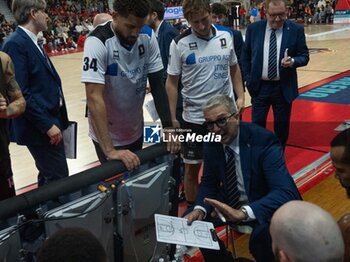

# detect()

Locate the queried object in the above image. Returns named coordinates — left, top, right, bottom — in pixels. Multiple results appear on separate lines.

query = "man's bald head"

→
left=93, top=13, right=112, bottom=28
left=270, top=201, right=344, bottom=262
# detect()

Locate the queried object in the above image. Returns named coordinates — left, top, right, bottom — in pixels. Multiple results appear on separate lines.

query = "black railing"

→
left=0, top=143, right=169, bottom=220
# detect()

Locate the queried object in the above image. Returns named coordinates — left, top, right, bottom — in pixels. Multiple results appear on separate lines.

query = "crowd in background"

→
left=2, top=0, right=109, bottom=51
left=0, top=0, right=339, bottom=50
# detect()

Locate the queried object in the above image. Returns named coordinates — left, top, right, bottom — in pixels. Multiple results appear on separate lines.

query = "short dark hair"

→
left=182, top=0, right=211, bottom=20
left=331, top=128, right=350, bottom=164
left=113, top=0, right=150, bottom=18
left=148, top=0, right=165, bottom=20
left=37, top=227, right=107, bottom=262
left=211, top=3, right=227, bottom=16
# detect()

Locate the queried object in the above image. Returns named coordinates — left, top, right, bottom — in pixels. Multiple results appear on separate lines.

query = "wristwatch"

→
left=240, top=207, right=249, bottom=221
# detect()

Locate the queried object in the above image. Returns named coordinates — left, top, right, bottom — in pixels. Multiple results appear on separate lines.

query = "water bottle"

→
left=174, top=245, right=185, bottom=262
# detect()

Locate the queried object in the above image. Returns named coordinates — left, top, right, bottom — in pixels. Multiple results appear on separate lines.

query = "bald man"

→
left=92, top=13, right=112, bottom=28
left=270, top=201, right=344, bottom=262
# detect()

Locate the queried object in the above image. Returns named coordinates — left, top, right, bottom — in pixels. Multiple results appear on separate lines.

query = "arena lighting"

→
left=0, top=143, right=169, bottom=221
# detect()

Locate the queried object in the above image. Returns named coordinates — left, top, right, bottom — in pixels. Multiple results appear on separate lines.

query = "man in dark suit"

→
left=146, top=0, right=183, bottom=122
left=185, top=94, right=301, bottom=262
left=242, top=0, right=309, bottom=148
left=147, top=0, right=179, bottom=82
left=3, top=0, right=69, bottom=186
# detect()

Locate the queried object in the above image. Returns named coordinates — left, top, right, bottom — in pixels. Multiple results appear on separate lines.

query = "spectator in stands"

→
left=313, top=7, right=321, bottom=23
left=239, top=5, right=246, bottom=27
left=66, top=36, right=77, bottom=49
left=270, top=200, right=344, bottom=262
left=0, top=52, right=26, bottom=201
left=77, top=30, right=86, bottom=48
left=304, top=4, right=313, bottom=24
left=331, top=128, right=350, bottom=262
left=36, top=227, right=107, bottom=262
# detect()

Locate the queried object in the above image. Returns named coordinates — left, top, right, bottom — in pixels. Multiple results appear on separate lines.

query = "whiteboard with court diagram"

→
left=154, top=214, right=220, bottom=250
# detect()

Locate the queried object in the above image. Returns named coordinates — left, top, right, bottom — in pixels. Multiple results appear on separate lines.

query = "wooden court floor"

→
left=8, top=24, right=350, bottom=246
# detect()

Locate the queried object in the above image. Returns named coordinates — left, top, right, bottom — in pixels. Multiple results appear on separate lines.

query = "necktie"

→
left=225, top=146, right=240, bottom=209
left=37, top=40, right=52, bottom=69
left=268, top=29, right=277, bottom=80
left=38, top=40, right=63, bottom=106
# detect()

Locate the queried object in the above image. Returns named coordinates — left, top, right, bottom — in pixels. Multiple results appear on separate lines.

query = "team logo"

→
left=113, top=50, right=119, bottom=60
left=189, top=42, right=198, bottom=50
left=139, top=44, right=145, bottom=57
left=144, top=124, right=161, bottom=143
left=220, top=38, right=227, bottom=48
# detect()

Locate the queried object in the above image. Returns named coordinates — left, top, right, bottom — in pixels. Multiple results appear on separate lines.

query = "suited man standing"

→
left=146, top=0, right=178, bottom=82
left=185, top=94, right=301, bottom=262
left=242, top=0, right=309, bottom=148
left=3, top=0, right=69, bottom=186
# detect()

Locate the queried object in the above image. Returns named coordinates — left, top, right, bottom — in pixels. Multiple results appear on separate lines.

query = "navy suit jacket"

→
left=242, top=20, right=309, bottom=103
left=231, top=29, right=244, bottom=76
left=196, top=122, right=301, bottom=224
left=157, top=21, right=178, bottom=73
left=2, top=27, right=68, bottom=145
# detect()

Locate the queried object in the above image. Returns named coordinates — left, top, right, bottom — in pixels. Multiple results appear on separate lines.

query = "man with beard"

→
left=331, top=128, right=350, bottom=262
left=270, top=201, right=344, bottom=262
left=81, top=0, right=177, bottom=170
left=331, top=128, right=350, bottom=197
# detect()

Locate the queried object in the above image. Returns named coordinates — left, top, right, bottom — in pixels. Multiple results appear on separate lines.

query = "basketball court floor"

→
left=5, top=23, right=350, bottom=260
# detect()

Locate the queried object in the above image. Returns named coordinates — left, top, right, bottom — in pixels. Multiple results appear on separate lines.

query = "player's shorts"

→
left=180, top=120, right=207, bottom=164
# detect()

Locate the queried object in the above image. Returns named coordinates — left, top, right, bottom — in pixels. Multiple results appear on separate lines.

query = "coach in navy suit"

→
left=3, top=0, right=69, bottom=186
left=242, top=0, right=309, bottom=148
left=185, top=95, right=301, bottom=262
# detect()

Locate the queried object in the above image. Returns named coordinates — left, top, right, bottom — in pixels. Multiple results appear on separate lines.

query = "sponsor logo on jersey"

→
left=139, top=44, right=145, bottom=57
left=220, top=38, right=227, bottom=48
left=189, top=42, right=198, bottom=50
left=113, top=50, right=119, bottom=60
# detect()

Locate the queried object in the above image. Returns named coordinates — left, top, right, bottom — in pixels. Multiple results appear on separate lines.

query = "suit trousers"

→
left=251, top=81, right=292, bottom=148
left=27, top=141, right=68, bottom=187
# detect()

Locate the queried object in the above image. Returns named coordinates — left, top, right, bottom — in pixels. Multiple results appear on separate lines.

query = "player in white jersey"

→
left=166, top=0, right=245, bottom=207
left=168, top=24, right=237, bottom=124
left=81, top=0, right=175, bottom=170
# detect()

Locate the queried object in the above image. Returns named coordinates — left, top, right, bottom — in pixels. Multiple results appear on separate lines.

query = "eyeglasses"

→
left=203, top=112, right=236, bottom=130
left=267, top=12, right=287, bottom=20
